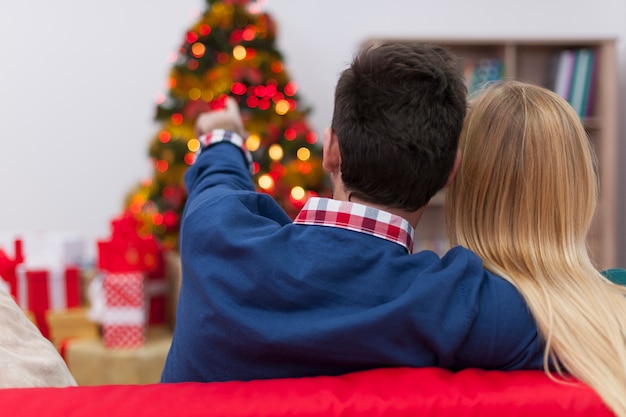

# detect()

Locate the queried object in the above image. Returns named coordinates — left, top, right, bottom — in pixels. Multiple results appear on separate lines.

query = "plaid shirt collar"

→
left=293, top=197, right=414, bottom=253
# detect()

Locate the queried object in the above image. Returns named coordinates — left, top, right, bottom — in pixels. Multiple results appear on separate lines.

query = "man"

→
left=161, top=42, right=544, bottom=383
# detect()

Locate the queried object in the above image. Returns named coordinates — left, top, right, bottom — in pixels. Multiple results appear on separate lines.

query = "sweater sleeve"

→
left=184, top=130, right=255, bottom=201
left=461, top=269, right=545, bottom=370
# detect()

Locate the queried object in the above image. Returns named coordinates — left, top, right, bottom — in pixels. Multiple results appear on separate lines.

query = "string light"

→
left=284, top=81, right=298, bottom=96
left=284, top=128, right=297, bottom=141
left=191, top=42, right=206, bottom=58
left=258, top=174, right=274, bottom=190
left=271, top=62, right=283, bottom=73
left=186, top=31, right=199, bottom=43
left=233, top=45, right=247, bottom=60
left=290, top=186, right=306, bottom=202
left=242, top=25, right=256, bottom=40
left=275, top=99, right=289, bottom=115
left=268, top=144, right=284, bottom=160
left=171, top=113, right=184, bottom=125
left=155, top=160, right=169, bottom=172
left=158, top=131, right=171, bottom=143
left=184, top=153, right=196, bottom=165
left=297, top=147, right=311, bottom=161
left=201, top=90, right=214, bottom=101
left=246, top=134, right=261, bottom=152
left=188, top=88, right=202, bottom=100
left=187, top=138, right=200, bottom=152
left=198, top=24, right=211, bottom=36
left=231, top=82, right=246, bottom=95
left=125, top=0, right=330, bottom=249
left=306, top=132, right=318, bottom=144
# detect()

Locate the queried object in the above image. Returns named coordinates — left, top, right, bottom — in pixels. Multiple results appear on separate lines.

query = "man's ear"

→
left=322, top=127, right=341, bottom=174
left=444, top=149, right=462, bottom=188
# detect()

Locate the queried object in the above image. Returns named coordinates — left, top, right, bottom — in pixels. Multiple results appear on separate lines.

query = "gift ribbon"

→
left=101, top=307, right=146, bottom=325
left=87, top=272, right=147, bottom=326
left=15, top=263, right=69, bottom=311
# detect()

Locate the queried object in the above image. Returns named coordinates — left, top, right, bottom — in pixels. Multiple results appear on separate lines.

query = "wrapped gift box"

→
left=101, top=272, right=146, bottom=349
left=0, top=238, right=23, bottom=299
left=98, top=211, right=167, bottom=325
left=46, top=307, right=100, bottom=350
left=21, top=231, right=87, bottom=267
left=65, top=326, right=172, bottom=385
left=15, top=264, right=81, bottom=338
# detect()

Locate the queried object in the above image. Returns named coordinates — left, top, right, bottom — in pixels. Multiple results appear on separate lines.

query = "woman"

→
left=445, top=80, right=626, bottom=416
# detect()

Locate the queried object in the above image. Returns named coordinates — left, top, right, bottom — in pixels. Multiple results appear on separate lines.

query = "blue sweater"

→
left=161, top=137, right=544, bottom=383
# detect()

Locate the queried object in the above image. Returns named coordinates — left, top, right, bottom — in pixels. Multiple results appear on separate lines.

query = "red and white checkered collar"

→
left=293, top=197, right=414, bottom=253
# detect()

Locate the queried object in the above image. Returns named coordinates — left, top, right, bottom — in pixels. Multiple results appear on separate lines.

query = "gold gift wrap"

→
left=64, top=326, right=172, bottom=385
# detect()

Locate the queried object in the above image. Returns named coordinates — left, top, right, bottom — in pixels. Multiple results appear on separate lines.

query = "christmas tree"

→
left=125, top=0, right=329, bottom=249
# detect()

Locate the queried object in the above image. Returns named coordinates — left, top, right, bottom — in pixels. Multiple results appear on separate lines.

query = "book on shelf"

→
left=463, top=58, right=503, bottom=95
left=553, top=49, right=577, bottom=101
left=551, top=48, right=597, bottom=118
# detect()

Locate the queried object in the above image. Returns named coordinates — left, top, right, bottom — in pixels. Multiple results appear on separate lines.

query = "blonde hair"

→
left=445, top=80, right=626, bottom=416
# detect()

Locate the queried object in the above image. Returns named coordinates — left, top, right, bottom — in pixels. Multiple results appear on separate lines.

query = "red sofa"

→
left=0, top=367, right=612, bottom=417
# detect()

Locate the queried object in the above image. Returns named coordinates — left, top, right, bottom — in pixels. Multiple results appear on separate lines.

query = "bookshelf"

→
left=366, top=38, right=618, bottom=268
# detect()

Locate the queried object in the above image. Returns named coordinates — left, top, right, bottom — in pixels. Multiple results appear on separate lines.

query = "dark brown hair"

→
left=332, top=42, right=467, bottom=210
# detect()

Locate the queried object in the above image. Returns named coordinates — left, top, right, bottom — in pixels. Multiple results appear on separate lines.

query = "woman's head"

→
left=446, top=80, right=598, bottom=273
left=446, top=79, right=626, bottom=417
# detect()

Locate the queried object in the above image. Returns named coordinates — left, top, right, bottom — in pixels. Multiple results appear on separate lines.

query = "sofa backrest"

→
left=0, top=367, right=612, bottom=417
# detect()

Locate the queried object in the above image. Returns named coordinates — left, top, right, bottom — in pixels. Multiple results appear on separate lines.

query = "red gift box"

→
left=0, top=239, right=24, bottom=299
left=98, top=211, right=167, bottom=325
left=15, top=264, right=81, bottom=338
left=102, top=272, right=146, bottom=349
left=97, top=211, right=162, bottom=273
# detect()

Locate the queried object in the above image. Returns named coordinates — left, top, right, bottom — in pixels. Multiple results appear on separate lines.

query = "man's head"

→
left=325, top=42, right=467, bottom=211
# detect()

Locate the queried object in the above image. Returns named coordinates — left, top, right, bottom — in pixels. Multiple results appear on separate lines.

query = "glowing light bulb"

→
left=284, top=81, right=298, bottom=96
left=187, top=138, right=200, bottom=152
left=231, top=82, right=246, bottom=95
left=191, top=42, right=206, bottom=58
left=156, top=160, right=169, bottom=172
left=199, top=24, right=211, bottom=36
left=233, top=45, right=247, bottom=60
left=188, top=88, right=202, bottom=100
left=242, top=25, right=256, bottom=41
left=171, top=113, right=183, bottom=125
left=297, top=147, right=311, bottom=161
left=284, top=128, right=297, bottom=141
left=306, top=132, right=318, bottom=144
left=290, top=186, right=306, bottom=201
left=275, top=99, right=290, bottom=115
left=258, top=174, right=274, bottom=190
left=271, top=62, right=283, bottom=73
left=184, top=153, right=196, bottom=165
left=158, top=131, right=171, bottom=143
left=268, top=144, right=284, bottom=161
left=186, top=31, right=198, bottom=44
left=246, top=134, right=261, bottom=152
left=201, top=90, right=215, bottom=101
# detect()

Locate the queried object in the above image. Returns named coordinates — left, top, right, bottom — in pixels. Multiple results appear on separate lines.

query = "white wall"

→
left=1, top=0, right=625, bottom=265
